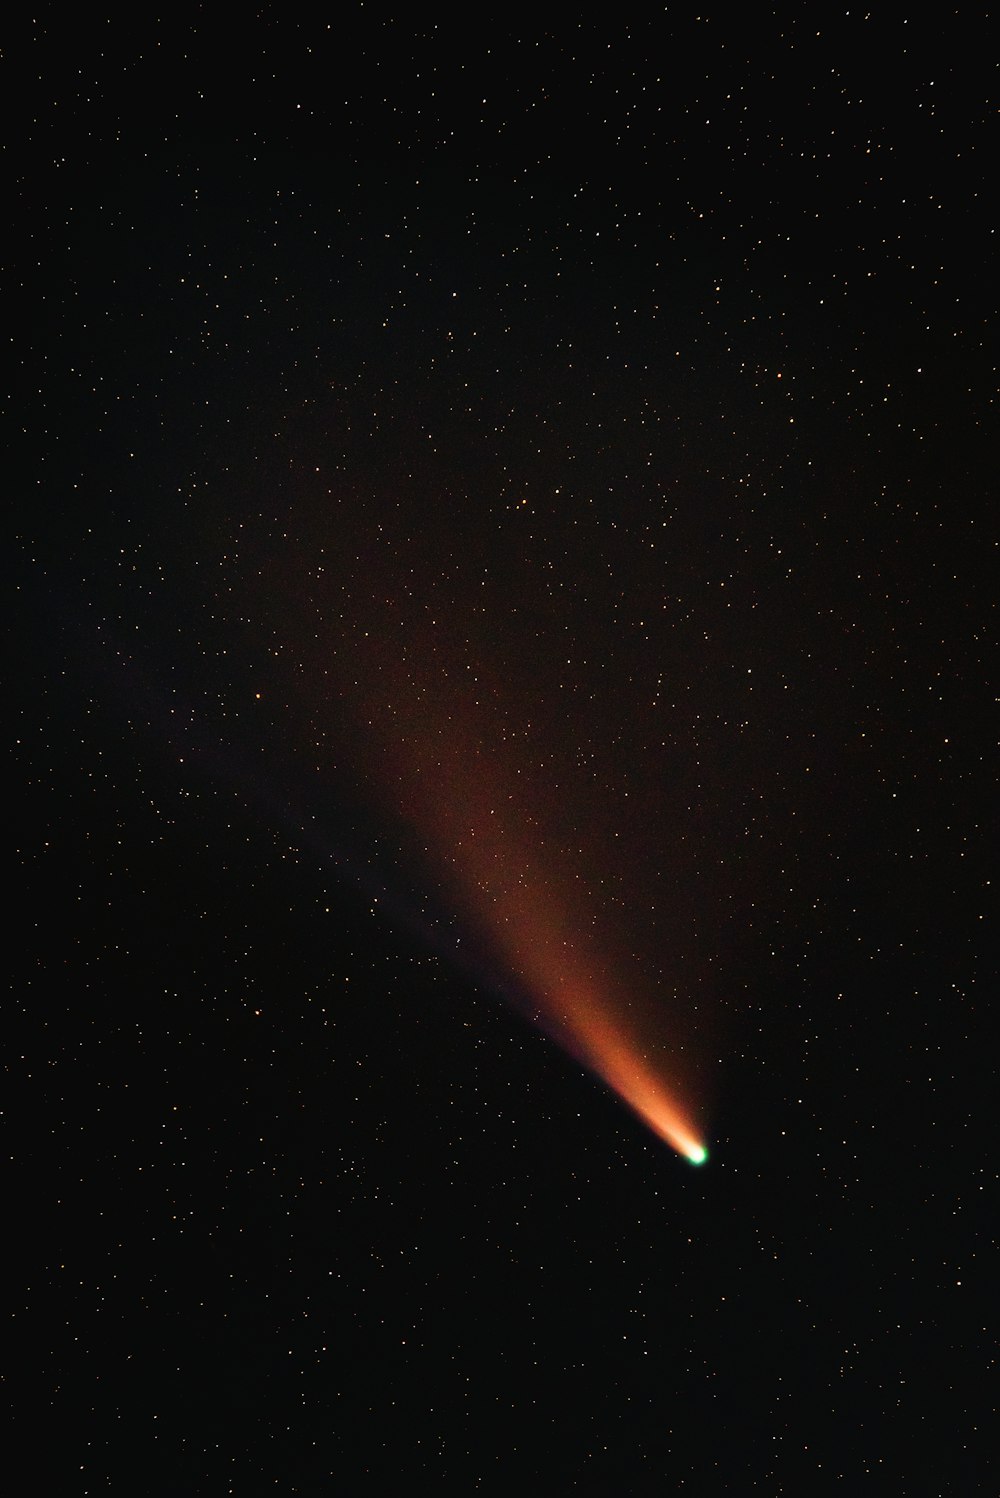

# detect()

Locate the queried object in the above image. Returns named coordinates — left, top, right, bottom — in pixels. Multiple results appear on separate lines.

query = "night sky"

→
left=11, top=11, right=996, bottom=1493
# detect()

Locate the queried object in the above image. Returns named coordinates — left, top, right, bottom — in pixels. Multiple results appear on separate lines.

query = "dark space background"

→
left=9, top=11, right=995, bottom=1493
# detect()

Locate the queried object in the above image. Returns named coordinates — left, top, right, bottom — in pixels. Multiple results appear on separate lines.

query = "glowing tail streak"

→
left=344, top=624, right=709, bottom=1164
left=397, top=757, right=708, bottom=1164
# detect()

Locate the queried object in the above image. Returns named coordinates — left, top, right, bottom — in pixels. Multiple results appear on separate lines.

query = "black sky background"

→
left=10, top=10, right=996, bottom=1493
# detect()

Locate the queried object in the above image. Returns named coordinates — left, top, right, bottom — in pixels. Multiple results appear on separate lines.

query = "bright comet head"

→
left=686, top=1144, right=708, bottom=1166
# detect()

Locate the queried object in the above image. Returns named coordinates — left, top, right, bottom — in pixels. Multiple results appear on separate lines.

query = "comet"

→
left=261, top=524, right=711, bottom=1163
left=337, top=628, right=711, bottom=1165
